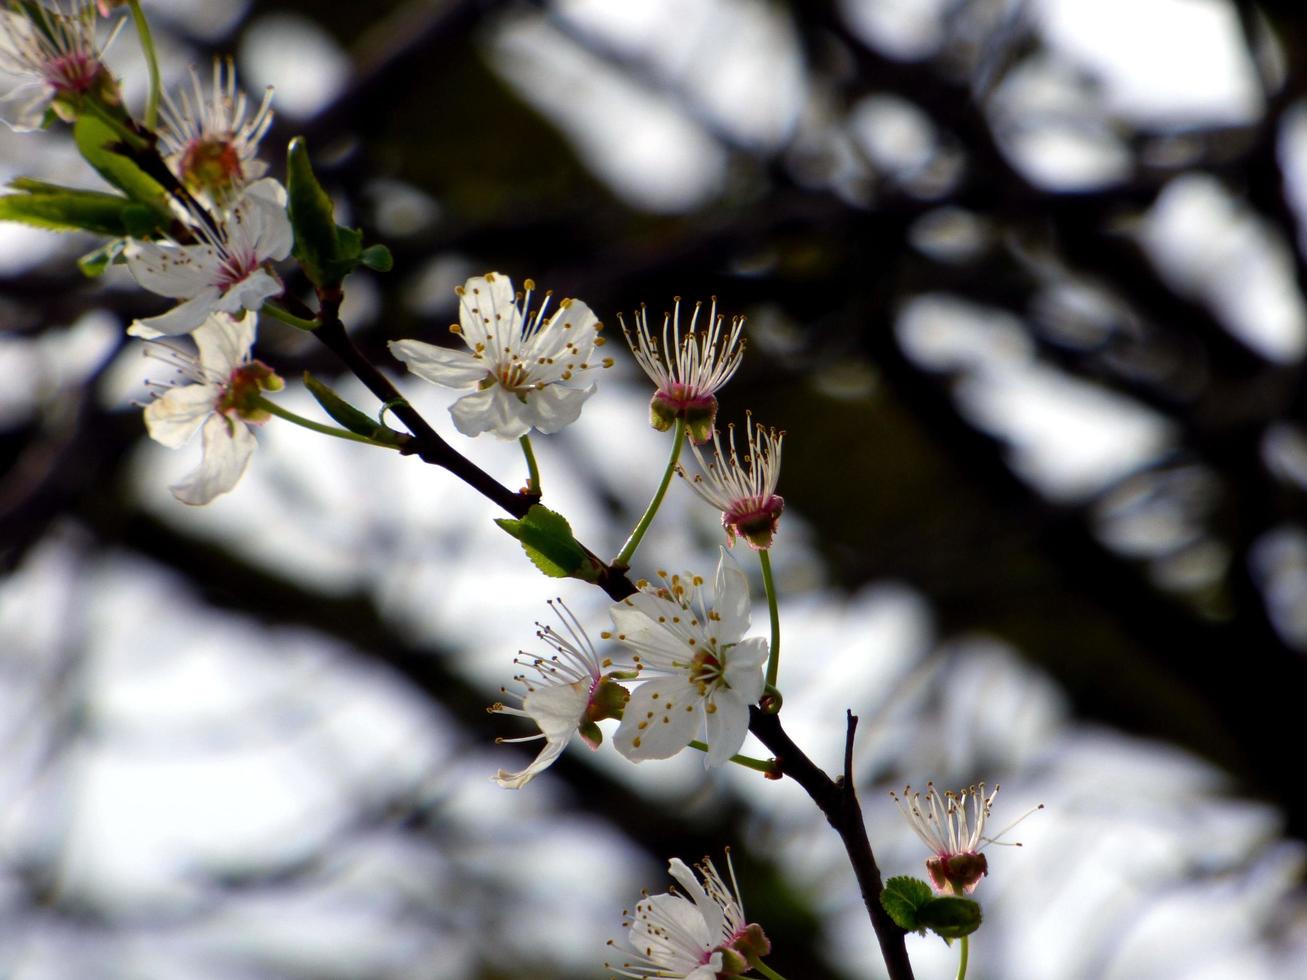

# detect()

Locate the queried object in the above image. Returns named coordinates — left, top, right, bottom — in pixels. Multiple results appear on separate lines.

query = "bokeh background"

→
left=2, top=0, right=1307, bottom=977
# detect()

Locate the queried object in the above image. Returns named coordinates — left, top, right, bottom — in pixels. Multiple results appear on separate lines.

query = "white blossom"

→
left=618, top=297, right=745, bottom=443
left=683, top=413, right=784, bottom=550
left=158, top=57, right=274, bottom=206
left=489, top=601, right=627, bottom=789
left=608, top=855, right=764, bottom=980
left=142, top=312, right=280, bottom=505
left=125, top=178, right=292, bottom=338
left=390, top=272, right=611, bottom=439
left=607, top=549, right=767, bottom=766
left=0, top=0, right=119, bottom=130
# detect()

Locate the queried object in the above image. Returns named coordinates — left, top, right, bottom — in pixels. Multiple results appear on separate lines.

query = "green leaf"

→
left=495, top=505, right=600, bottom=581
left=72, top=115, right=172, bottom=220
left=360, top=243, right=393, bottom=272
left=78, top=238, right=126, bottom=278
left=880, top=876, right=934, bottom=935
left=0, top=190, right=127, bottom=236
left=917, top=896, right=983, bottom=942
left=287, top=136, right=345, bottom=288
left=302, top=372, right=408, bottom=447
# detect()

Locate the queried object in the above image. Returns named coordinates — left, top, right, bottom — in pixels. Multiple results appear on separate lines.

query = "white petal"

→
left=520, top=383, right=595, bottom=434
left=525, top=298, right=599, bottom=363
left=722, top=637, right=768, bottom=703
left=143, top=383, right=216, bottom=448
left=194, top=313, right=254, bottom=376
left=457, top=272, right=520, bottom=353
left=129, top=290, right=222, bottom=338
left=521, top=681, right=589, bottom=741
left=492, top=736, right=568, bottom=789
left=124, top=241, right=220, bottom=299
left=610, top=597, right=690, bottom=663
left=449, top=385, right=531, bottom=440
left=702, top=685, right=753, bottom=767
left=238, top=182, right=293, bottom=261
left=614, top=676, right=700, bottom=761
left=169, top=413, right=255, bottom=505
left=712, top=547, right=751, bottom=643
left=629, top=893, right=713, bottom=971
left=389, top=339, right=487, bottom=388
left=216, top=268, right=282, bottom=317
left=667, top=858, right=723, bottom=941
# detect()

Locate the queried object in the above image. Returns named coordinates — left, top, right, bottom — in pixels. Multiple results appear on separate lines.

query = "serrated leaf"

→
left=917, top=896, right=982, bottom=941
left=0, top=186, right=164, bottom=238
left=880, top=876, right=934, bottom=934
left=72, top=116, right=172, bottom=219
left=495, top=505, right=592, bottom=579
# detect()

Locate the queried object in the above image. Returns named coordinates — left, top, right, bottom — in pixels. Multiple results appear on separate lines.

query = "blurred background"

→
left=2, top=0, right=1307, bottom=976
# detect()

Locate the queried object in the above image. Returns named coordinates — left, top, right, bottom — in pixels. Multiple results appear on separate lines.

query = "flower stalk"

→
left=759, top=548, right=781, bottom=691
left=126, top=0, right=159, bottom=128
left=613, top=417, right=685, bottom=568
left=252, top=395, right=403, bottom=448
left=519, top=434, right=541, bottom=496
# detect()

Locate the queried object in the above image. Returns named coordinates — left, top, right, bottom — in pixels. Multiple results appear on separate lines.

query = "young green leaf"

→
left=302, top=372, right=408, bottom=447
left=917, top=896, right=983, bottom=942
left=72, top=116, right=172, bottom=220
left=495, top=505, right=602, bottom=581
left=880, top=876, right=934, bottom=935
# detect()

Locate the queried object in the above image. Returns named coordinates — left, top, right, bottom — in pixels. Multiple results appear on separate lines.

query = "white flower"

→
left=0, top=0, right=119, bottom=130
left=891, top=782, right=1001, bottom=895
left=142, top=312, right=281, bottom=505
left=390, top=272, right=612, bottom=440
left=489, top=601, right=628, bottom=789
left=608, top=854, right=766, bottom=980
left=618, top=297, right=745, bottom=444
left=158, top=57, right=274, bottom=206
left=125, top=178, right=292, bottom=338
left=683, top=413, right=784, bottom=550
left=606, top=549, right=767, bottom=766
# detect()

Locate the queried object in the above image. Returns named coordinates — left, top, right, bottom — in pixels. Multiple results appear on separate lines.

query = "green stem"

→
left=262, top=303, right=320, bottom=332
left=613, top=418, right=685, bottom=567
left=750, top=955, right=790, bottom=980
left=127, top=0, right=161, bottom=129
left=254, top=395, right=399, bottom=447
left=519, top=434, right=541, bottom=495
left=686, top=739, right=776, bottom=775
left=956, top=935, right=969, bottom=980
left=759, top=549, right=781, bottom=690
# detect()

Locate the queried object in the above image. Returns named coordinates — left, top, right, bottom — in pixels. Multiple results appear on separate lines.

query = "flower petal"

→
left=449, top=384, right=531, bottom=440
left=668, top=858, right=723, bottom=941
left=389, top=339, right=487, bottom=388
left=124, top=240, right=220, bottom=299
left=614, top=675, right=700, bottom=761
left=193, top=312, right=254, bottom=376
left=702, top=685, right=753, bottom=767
left=712, top=547, right=751, bottom=643
left=457, top=272, right=521, bottom=354
left=520, top=382, right=595, bottom=434
left=129, top=289, right=223, bottom=338
left=143, top=382, right=217, bottom=448
left=521, top=681, right=589, bottom=742
left=217, top=268, right=282, bottom=317
left=722, top=637, right=768, bottom=703
left=169, top=413, right=255, bottom=505
left=492, top=736, right=568, bottom=789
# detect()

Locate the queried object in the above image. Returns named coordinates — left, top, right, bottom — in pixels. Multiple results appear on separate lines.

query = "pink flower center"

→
left=45, top=52, right=100, bottom=95
left=215, top=249, right=258, bottom=292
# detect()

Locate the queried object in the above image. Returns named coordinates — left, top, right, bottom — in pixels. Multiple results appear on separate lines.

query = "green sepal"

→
left=495, top=504, right=603, bottom=582
left=72, top=116, right=172, bottom=219
left=78, top=238, right=126, bottom=278
left=360, top=243, right=393, bottom=272
left=917, top=896, right=983, bottom=942
left=0, top=181, right=165, bottom=238
left=302, top=372, right=409, bottom=447
left=880, top=876, right=934, bottom=935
